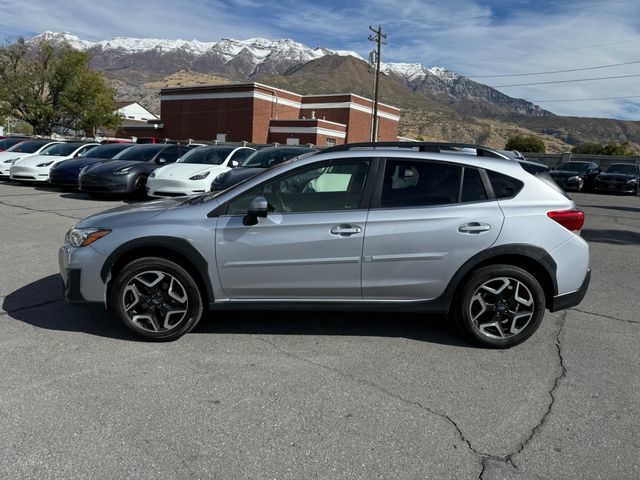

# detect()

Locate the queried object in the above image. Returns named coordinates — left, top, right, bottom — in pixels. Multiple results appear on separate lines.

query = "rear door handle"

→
left=330, top=224, right=362, bottom=236
left=458, top=222, right=491, bottom=234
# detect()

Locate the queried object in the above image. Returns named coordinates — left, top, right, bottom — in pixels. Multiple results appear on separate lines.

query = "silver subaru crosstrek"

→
left=59, top=142, right=590, bottom=348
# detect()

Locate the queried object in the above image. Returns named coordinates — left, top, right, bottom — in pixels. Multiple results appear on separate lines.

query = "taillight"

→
left=547, top=209, right=585, bottom=232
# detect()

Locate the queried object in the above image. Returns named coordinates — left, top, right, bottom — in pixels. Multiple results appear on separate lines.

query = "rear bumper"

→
left=549, top=268, right=590, bottom=312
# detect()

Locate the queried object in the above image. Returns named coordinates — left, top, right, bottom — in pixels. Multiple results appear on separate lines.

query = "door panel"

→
left=216, top=211, right=367, bottom=299
left=362, top=202, right=503, bottom=300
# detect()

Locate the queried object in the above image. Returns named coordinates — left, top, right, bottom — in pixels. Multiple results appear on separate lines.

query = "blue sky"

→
left=2, top=0, right=640, bottom=120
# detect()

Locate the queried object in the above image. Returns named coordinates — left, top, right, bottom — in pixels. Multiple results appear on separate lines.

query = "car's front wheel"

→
left=110, top=257, right=204, bottom=341
left=452, top=265, right=546, bottom=348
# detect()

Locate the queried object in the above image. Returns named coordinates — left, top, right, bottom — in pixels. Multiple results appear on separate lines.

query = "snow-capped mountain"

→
left=381, top=63, right=459, bottom=83
left=30, top=31, right=551, bottom=118
left=32, top=31, right=364, bottom=69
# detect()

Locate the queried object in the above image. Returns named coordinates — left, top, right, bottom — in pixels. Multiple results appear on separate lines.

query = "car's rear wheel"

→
left=452, top=265, right=545, bottom=348
left=110, top=257, right=204, bottom=341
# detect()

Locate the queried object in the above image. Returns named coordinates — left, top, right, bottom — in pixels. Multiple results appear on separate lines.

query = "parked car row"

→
left=550, top=161, right=639, bottom=195
left=1, top=138, right=318, bottom=199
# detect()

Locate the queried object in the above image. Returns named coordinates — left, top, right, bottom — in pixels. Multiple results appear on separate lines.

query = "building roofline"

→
left=160, top=82, right=400, bottom=111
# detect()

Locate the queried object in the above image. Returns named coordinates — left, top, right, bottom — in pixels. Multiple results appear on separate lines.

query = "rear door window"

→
left=380, top=159, right=462, bottom=208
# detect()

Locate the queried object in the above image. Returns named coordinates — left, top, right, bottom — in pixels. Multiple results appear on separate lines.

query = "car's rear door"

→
left=362, top=158, right=504, bottom=300
left=215, top=158, right=376, bottom=299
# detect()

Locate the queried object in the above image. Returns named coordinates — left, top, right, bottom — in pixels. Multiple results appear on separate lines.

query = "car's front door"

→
left=215, top=158, right=375, bottom=300
left=362, top=158, right=504, bottom=301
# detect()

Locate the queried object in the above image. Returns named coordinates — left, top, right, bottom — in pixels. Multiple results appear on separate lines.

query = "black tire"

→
left=132, top=175, right=148, bottom=199
left=451, top=264, right=546, bottom=348
left=110, top=257, right=204, bottom=341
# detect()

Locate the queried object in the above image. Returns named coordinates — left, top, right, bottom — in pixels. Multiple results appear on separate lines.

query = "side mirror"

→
left=156, top=157, right=167, bottom=164
left=243, top=196, right=269, bottom=226
left=230, top=160, right=240, bottom=168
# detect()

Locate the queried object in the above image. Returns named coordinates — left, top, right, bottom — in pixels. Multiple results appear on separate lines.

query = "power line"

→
left=455, top=37, right=640, bottom=65
left=492, top=72, right=640, bottom=87
left=532, top=95, right=640, bottom=103
left=465, top=60, right=640, bottom=78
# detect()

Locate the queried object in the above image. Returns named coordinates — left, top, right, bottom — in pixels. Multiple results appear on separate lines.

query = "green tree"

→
left=505, top=134, right=546, bottom=153
left=0, top=37, right=121, bottom=135
left=572, top=141, right=634, bottom=156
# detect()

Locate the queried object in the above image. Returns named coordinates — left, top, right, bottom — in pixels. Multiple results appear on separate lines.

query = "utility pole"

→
left=368, top=25, right=386, bottom=142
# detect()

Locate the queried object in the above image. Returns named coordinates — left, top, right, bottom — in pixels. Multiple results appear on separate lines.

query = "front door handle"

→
left=458, top=222, right=491, bottom=234
left=330, top=224, right=362, bottom=236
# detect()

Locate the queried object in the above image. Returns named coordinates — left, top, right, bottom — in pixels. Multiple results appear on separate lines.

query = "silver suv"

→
left=59, top=142, right=590, bottom=348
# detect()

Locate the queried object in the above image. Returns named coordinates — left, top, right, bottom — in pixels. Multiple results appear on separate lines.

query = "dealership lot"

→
left=0, top=182, right=638, bottom=479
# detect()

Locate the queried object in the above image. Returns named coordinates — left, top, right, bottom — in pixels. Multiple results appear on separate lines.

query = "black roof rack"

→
left=322, top=142, right=509, bottom=159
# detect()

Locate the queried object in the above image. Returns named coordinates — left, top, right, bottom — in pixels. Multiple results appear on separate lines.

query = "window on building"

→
left=286, top=138, right=300, bottom=145
left=326, top=138, right=336, bottom=147
left=216, top=133, right=227, bottom=143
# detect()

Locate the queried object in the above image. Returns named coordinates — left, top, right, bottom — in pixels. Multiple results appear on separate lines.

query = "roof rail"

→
left=322, top=141, right=509, bottom=159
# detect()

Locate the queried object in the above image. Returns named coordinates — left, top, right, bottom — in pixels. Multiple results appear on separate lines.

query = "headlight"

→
left=212, top=171, right=228, bottom=187
left=36, top=161, right=54, bottom=167
left=4, top=157, right=19, bottom=163
left=149, top=170, right=156, bottom=178
left=627, top=179, right=638, bottom=185
left=65, top=228, right=111, bottom=247
left=189, top=171, right=210, bottom=181
left=112, top=168, right=131, bottom=176
left=567, top=176, right=580, bottom=182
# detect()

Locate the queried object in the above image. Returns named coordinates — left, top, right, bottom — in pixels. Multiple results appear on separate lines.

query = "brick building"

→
left=156, top=83, right=400, bottom=145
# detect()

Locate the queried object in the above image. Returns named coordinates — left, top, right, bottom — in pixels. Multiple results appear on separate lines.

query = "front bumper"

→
left=594, top=183, right=636, bottom=194
left=59, top=244, right=107, bottom=304
left=79, top=174, right=132, bottom=193
left=549, top=268, right=591, bottom=312
left=50, top=170, right=80, bottom=187
left=10, top=165, right=50, bottom=182
left=147, top=177, right=209, bottom=198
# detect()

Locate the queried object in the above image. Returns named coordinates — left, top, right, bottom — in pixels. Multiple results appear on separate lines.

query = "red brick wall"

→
left=161, top=97, right=255, bottom=142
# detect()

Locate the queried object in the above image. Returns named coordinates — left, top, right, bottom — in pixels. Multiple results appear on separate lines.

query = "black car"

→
left=79, top=144, right=191, bottom=197
left=593, top=163, right=640, bottom=195
left=549, top=161, right=600, bottom=192
left=49, top=143, right=135, bottom=188
left=210, top=146, right=317, bottom=192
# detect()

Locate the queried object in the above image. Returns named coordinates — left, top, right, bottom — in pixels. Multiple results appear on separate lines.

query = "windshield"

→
left=177, top=147, right=234, bottom=165
left=40, top=143, right=85, bottom=156
left=112, top=145, right=164, bottom=162
left=0, top=138, right=28, bottom=149
left=555, top=163, right=589, bottom=173
left=242, top=149, right=307, bottom=168
left=604, top=164, right=636, bottom=175
left=79, top=144, right=133, bottom=159
left=7, top=140, right=50, bottom=153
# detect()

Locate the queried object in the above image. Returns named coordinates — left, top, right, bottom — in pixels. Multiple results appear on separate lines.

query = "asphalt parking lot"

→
left=0, top=182, right=638, bottom=480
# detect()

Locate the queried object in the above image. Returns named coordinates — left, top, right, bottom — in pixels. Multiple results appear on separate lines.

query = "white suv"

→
left=59, top=142, right=590, bottom=347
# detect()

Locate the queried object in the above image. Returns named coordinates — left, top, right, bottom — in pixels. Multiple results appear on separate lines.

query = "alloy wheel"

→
left=468, top=277, right=535, bottom=339
left=122, top=270, right=189, bottom=333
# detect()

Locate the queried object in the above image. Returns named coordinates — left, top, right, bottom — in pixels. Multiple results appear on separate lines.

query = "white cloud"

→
left=1, top=0, right=639, bottom=119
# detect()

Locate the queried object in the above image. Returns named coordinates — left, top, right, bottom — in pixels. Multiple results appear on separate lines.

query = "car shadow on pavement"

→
left=4, top=274, right=472, bottom=347
left=581, top=228, right=640, bottom=246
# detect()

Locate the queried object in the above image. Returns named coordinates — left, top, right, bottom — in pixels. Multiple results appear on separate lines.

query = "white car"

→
left=0, top=140, right=62, bottom=177
left=10, top=142, right=99, bottom=183
left=146, top=146, right=255, bottom=198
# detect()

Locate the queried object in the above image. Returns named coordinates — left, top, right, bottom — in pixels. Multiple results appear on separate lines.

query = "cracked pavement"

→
left=0, top=182, right=638, bottom=479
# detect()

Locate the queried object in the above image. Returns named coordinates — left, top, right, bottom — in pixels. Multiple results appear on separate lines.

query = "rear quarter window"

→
left=487, top=171, right=524, bottom=198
